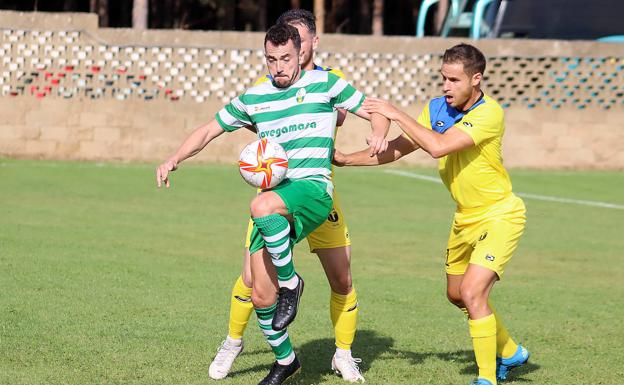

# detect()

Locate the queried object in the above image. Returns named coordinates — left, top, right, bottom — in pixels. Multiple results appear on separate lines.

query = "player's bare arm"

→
left=352, top=108, right=391, bottom=156
left=156, top=119, right=225, bottom=188
left=363, top=97, right=474, bottom=158
left=334, top=134, right=419, bottom=167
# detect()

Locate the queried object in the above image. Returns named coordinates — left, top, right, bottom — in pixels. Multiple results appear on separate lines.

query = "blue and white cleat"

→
left=497, top=344, right=530, bottom=381
left=470, top=378, right=494, bottom=385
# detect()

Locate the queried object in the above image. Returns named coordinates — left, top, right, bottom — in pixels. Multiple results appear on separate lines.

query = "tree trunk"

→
left=314, top=0, right=324, bottom=33
left=372, top=0, right=383, bottom=35
left=63, top=0, right=78, bottom=12
left=133, top=0, right=148, bottom=30
left=257, top=0, right=267, bottom=31
left=359, top=0, right=371, bottom=34
left=434, top=0, right=449, bottom=35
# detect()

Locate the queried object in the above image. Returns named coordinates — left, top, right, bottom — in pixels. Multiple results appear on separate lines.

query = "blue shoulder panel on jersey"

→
left=314, top=64, right=332, bottom=72
left=428, top=94, right=485, bottom=134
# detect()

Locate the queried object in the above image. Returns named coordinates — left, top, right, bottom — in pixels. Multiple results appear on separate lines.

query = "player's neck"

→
left=459, top=89, right=483, bottom=112
left=302, top=59, right=315, bottom=71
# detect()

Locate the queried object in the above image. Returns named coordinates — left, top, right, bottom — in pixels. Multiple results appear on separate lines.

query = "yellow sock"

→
left=489, top=301, right=518, bottom=359
left=469, top=314, right=497, bottom=384
left=330, top=289, right=359, bottom=350
left=227, top=276, right=253, bottom=340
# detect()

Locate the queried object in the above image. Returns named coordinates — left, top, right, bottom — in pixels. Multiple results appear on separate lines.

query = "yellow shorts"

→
left=445, top=195, right=526, bottom=278
left=244, top=189, right=350, bottom=253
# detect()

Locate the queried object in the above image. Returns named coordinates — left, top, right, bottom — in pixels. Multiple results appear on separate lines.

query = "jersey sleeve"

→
left=327, top=72, right=365, bottom=112
left=215, top=96, right=252, bottom=132
left=416, top=102, right=432, bottom=129
left=400, top=102, right=432, bottom=144
left=454, top=104, right=503, bottom=145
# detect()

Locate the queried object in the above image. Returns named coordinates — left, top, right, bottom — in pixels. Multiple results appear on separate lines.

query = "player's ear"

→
left=312, top=35, right=319, bottom=51
left=472, top=72, right=482, bottom=87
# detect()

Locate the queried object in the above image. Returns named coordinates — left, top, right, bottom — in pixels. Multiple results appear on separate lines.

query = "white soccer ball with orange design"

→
left=238, top=138, right=289, bottom=189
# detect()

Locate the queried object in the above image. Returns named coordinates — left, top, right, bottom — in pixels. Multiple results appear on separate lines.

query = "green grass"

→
left=1, top=159, right=623, bottom=385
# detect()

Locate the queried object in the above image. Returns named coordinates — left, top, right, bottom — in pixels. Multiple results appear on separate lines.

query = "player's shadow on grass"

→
left=389, top=347, right=539, bottom=382
left=228, top=329, right=393, bottom=384
left=293, top=329, right=394, bottom=384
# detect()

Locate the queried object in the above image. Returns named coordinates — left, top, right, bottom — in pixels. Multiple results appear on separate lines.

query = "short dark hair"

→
left=443, top=43, right=487, bottom=76
left=276, top=9, right=316, bottom=35
left=264, top=23, right=302, bottom=52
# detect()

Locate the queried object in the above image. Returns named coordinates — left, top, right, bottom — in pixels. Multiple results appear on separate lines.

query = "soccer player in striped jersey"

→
left=334, top=44, right=530, bottom=385
left=156, top=23, right=389, bottom=385
left=209, top=9, right=373, bottom=383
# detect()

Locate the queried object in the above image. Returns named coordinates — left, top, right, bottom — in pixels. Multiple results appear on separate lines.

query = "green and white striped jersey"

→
left=215, top=70, right=365, bottom=193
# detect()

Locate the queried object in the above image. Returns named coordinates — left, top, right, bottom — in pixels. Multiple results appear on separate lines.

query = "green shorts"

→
left=249, top=178, right=333, bottom=254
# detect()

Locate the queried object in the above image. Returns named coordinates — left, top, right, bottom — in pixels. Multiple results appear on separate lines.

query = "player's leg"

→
left=469, top=208, right=528, bottom=382
left=463, top=207, right=527, bottom=385
left=309, top=191, right=364, bottom=382
left=208, top=250, right=251, bottom=379
left=250, top=189, right=303, bottom=331
left=208, top=221, right=255, bottom=380
left=227, top=220, right=258, bottom=340
left=251, top=179, right=333, bottom=331
left=316, top=246, right=365, bottom=383
left=250, top=246, right=301, bottom=385
left=445, top=225, right=498, bottom=385
left=461, top=264, right=498, bottom=385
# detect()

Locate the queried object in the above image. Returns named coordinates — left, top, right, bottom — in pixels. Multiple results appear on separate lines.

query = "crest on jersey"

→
left=296, top=88, right=306, bottom=103
left=436, top=120, right=445, bottom=127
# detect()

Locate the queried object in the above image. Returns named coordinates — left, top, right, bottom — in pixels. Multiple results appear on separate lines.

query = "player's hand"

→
left=332, top=149, right=347, bottom=167
left=366, top=135, right=389, bottom=157
left=156, top=158, right=178, bottom=188
left=363, top=97, right=402, bottom=121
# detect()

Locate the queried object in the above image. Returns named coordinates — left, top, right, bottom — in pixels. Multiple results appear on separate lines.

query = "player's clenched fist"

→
left=156, top=158, right=178, bottom=188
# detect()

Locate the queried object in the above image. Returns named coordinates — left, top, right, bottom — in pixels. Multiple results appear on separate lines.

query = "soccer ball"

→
left=238, top=138, right=288, bottom=189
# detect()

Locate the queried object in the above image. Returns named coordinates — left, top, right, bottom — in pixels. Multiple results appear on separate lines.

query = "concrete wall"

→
left=1, top=11, right=623, bottom=169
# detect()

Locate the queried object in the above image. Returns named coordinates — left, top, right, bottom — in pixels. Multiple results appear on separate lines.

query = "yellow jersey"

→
left=416, top=93, right=514, bottom=216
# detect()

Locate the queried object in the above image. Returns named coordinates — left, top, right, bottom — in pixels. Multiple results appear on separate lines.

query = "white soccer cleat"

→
left=331, top=353, right=365, bottom=383
left=208, top=338, right=244, bottom=380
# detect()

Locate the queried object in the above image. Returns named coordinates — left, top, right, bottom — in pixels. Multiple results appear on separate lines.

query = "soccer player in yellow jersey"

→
left=208, top=9, right=386, bottom=383
left=334, top=43, right=530, bottom=385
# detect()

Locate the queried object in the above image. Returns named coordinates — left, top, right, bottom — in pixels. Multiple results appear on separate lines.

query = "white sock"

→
left=335, top=347, right=352, bottom=358
left=225, top=335, right=242, bottom=346
left=279, top=274, right=299, bottom=290
left=277, top=351, right=296, bottom=365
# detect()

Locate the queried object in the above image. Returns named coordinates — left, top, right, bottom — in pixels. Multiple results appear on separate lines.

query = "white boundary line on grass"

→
left=384, top=169, right=624, bottom=210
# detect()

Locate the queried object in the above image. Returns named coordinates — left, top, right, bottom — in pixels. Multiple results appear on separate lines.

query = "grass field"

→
left=1, top=158, right=623, bottom=385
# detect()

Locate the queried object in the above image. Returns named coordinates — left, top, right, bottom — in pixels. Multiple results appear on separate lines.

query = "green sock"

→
left=253, top=214, right=298, bottom=289
left=255, top=303, right=295, bottom=364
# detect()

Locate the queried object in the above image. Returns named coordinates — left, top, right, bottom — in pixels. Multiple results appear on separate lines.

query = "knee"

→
left=459, top=283, right=486, bottom=308
left=250, top=194, right=276, bottom=218
left=241, top=270, right=253, bottom=288
left=446, top=289, right=463, bottom=307
left=251, top=287, right=277, bottom=309
left=330, top=274, right=352, bottom=295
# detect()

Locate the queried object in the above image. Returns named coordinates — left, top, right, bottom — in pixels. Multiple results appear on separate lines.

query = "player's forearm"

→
left=170, top=120, right=223, bottom=164
left=394, top=112, right=445, bottom=158
left=341, top=147, right=403, bottom=166
left=370, top=112, right=391, bottom=138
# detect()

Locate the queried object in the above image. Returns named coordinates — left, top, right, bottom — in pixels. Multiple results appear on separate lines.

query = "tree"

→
left=90, top=0, right=109, bottom=27
left=133, top=0, right=148, bottom=29
left=314, top=0, right=324, bottom=33
left=372, top=0, right=383, bottom=35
